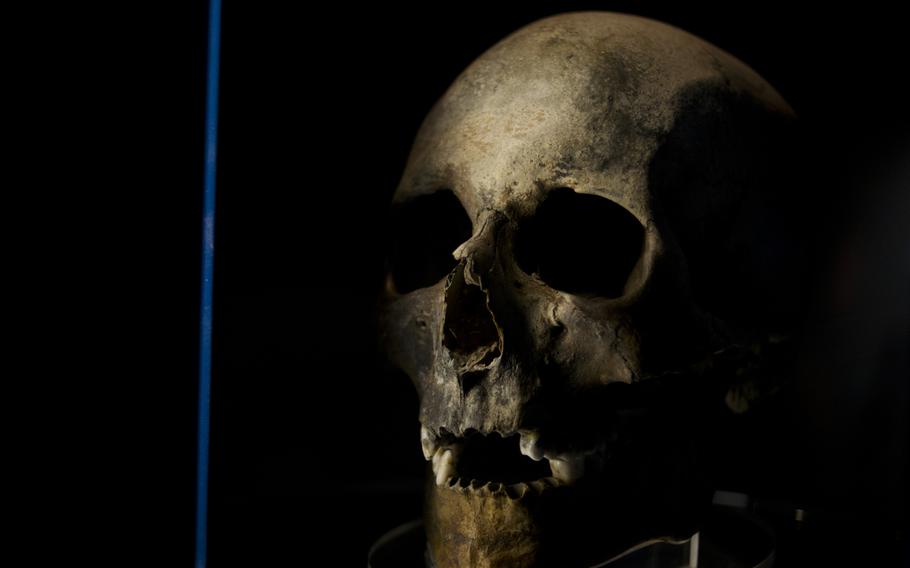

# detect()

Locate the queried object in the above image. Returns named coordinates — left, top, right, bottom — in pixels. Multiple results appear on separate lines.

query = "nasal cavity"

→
left=443, top=263, right=502, bottom=373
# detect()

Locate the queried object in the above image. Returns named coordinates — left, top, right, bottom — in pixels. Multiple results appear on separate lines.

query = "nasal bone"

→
left=452, top=212, right=504, bottom=286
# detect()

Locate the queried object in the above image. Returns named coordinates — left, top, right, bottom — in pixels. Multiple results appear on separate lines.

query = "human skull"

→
left=379, top=12, right=798, bottom=568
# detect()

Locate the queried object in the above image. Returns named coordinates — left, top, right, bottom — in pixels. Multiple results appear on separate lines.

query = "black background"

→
left=34, top=2, right=909, bottom=566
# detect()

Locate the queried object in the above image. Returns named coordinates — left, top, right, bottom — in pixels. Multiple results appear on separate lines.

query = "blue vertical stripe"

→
left=196, top=0, right=221, bottom=566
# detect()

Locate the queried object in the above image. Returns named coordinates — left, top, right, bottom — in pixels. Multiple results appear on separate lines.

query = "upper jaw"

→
left=421, top=424, right=605, bottom=496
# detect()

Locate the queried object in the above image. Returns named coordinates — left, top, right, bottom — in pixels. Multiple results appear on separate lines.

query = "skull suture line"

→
left=379, top=12, right=799, bottom=568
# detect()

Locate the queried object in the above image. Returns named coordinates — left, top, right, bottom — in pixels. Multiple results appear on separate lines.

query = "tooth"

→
left=435, top=449, right=456, bottom=486
left=431, top=447, right=444, bottom=475
left=505, top=482, right=529, bottom=499
left=519, top=431, right=544, bottom=461
left=549, top=455, right=585, bottom=484
left=420, top=425, right=437, bottom=461
left=542, top=476, right=561, bottom=488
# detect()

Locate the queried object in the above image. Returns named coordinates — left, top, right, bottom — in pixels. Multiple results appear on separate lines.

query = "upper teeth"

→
left=421, top=425, right=591, bottom=487
left=519, top=430, right=545, bottom=461
left=548, top=455, right=585, bottom=483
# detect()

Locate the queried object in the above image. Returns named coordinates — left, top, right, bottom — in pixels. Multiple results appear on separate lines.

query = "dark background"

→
left=42, top=2, right=908, bottom=566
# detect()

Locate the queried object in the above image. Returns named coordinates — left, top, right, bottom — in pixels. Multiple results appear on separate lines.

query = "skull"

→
left=379, top=12, right=798, bottom=568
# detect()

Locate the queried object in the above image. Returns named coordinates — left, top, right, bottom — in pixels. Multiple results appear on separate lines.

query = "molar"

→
left=548, top=454, right=585, bottom=484
left=518, top=430, right=544, bottom=461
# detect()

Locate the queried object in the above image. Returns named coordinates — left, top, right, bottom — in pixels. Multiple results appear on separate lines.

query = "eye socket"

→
left=514, top=188, right=644, bottom=298
left=387, top=190, right=472, bottom=293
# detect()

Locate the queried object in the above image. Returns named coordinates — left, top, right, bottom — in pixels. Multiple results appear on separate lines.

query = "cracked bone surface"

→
left=379, top=11, right=799, bottom=568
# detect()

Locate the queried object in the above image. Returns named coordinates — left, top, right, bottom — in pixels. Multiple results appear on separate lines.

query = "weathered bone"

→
left=380, top=11, right=798, bottom=567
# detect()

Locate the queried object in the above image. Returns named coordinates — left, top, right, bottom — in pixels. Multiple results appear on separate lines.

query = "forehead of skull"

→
left=396, top=12, right=787, bottom=221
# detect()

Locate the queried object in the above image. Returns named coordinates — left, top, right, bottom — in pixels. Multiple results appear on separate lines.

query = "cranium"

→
left=379, top=12, right=798, bottom=568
